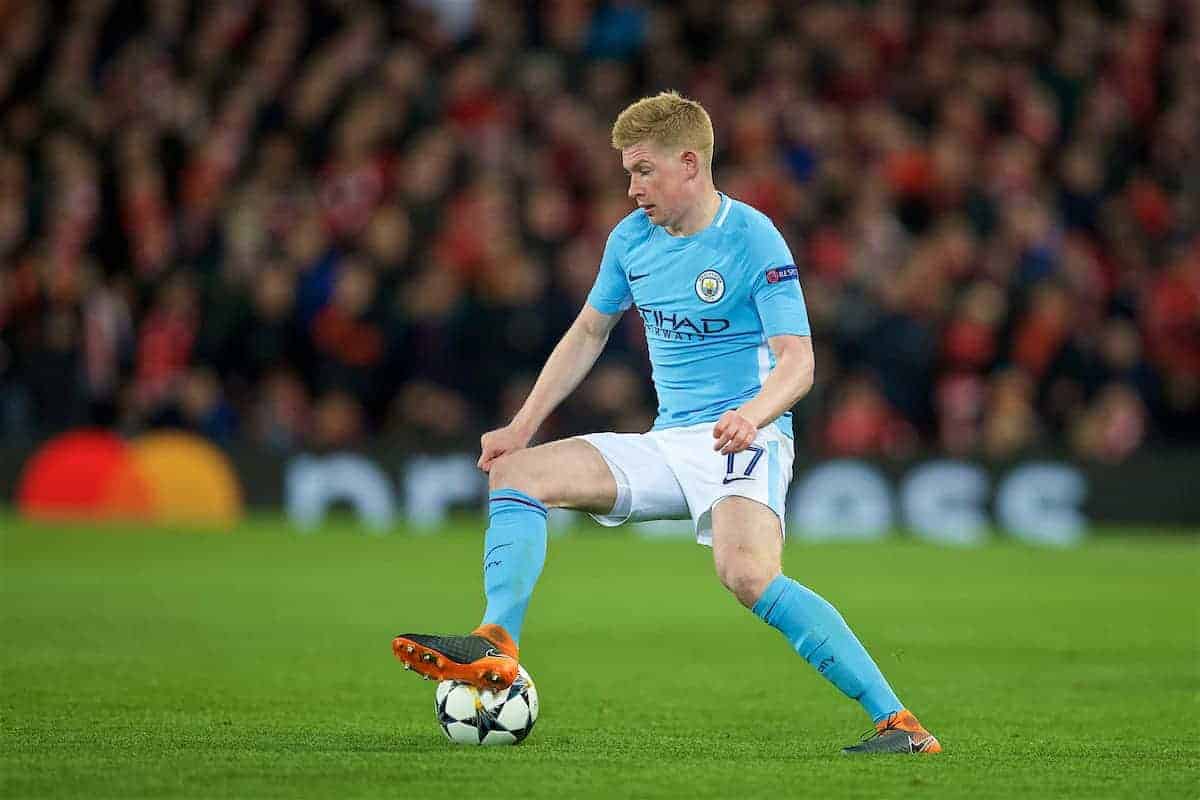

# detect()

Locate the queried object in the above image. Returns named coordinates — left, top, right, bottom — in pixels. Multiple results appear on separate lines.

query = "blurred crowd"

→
left=0, top=0, right=1197, bottom=462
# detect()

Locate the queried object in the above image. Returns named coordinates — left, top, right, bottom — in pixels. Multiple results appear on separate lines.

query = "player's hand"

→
left=478, top=424, right=532, bottom=472
left=712, top=410, right=757, bottom=455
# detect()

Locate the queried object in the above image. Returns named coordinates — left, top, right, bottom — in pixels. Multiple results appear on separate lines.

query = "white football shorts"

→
left=578, top=421, right=794, bottom=546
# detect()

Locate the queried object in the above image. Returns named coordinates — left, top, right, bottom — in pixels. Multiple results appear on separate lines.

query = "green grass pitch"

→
left=2, top=515, right=1197, bottom=799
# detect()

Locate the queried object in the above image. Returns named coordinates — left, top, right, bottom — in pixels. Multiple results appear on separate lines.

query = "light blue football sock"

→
left=479, top=489, right=547, bottom=645
left=753, top=574, right=903, bottom=723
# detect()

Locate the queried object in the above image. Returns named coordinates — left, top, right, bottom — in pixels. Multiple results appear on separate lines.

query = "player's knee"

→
left=716, top=559, right=776, bottom=609
left=488, top=453, right=548, bottom=503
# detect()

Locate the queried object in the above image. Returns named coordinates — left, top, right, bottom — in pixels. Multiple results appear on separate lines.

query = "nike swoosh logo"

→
left=484, top=648, right=511, bottom=659
left=629, top=272, right=649, bottom=282
left=722, top=476, right=755, bottom=485
left=910, top=735, right=935, bottom=752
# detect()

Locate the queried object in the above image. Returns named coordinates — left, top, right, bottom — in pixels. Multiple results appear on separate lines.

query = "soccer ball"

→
left=435, top=665, right=539, bottom=745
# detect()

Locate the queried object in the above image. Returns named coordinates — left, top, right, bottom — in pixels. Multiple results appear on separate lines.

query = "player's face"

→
left=622, top=142, right=689, bottom=228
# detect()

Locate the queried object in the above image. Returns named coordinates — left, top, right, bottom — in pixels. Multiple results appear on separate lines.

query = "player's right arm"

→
left=477, top=304, right=622, bottom=471
left=479, top=222, right=633, bottom=471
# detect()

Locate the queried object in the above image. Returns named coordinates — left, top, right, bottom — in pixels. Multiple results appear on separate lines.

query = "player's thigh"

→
left=487, top=438, right=616, bottom=514
left=654, top=422, right=793, bottom=545
left=576, top=431, right=691, bottom=526
left=711, top=496, right=783, bottom=603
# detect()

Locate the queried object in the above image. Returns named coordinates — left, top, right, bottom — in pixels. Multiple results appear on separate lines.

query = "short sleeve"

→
left=586, top=228, right=633, bottom=315
left=749, top=225, right=811, bottom=338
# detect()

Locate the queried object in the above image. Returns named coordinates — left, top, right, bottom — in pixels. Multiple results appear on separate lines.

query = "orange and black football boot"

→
left=842, top=710, right=942, bottom=755
left=392, top=623, right=519, bottom=690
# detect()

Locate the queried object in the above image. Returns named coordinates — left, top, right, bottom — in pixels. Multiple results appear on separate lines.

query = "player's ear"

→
left=680, top=149, right=699, bottom=178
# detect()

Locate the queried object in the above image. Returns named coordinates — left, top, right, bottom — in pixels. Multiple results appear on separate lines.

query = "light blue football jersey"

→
left=586, top=193, right=811, bottom=436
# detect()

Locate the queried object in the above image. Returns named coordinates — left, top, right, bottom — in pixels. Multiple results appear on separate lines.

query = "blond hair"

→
left=611, top=91, right=714, bottom=171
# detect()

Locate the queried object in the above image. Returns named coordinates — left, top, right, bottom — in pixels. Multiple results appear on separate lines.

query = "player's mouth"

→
left=640, top=204, right=655, bottom=215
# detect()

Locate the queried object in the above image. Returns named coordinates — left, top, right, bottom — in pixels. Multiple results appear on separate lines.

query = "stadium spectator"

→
left=0, top=0, right=1195, bottom=466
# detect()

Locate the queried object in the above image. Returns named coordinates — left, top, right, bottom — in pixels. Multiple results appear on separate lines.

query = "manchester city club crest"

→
left=695, top=269, right=725, bottom=303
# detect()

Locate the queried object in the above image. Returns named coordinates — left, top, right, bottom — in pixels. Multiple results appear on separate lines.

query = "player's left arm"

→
left=713, top=221, right=813, bottom=455
left=712, top=334, right=814, bottom=454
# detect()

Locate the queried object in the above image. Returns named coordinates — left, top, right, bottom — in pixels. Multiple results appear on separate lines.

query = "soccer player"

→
left=393, top=92, right=941, bottom=755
